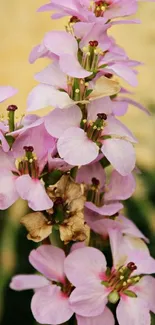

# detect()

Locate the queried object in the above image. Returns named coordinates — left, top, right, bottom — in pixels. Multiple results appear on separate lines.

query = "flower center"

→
left=102, top=262, right=140, bottom=303
left=87, top=177, right=103, bottom=206
left=16, top=146, right=39, bottom=178
left=82, top=112, right=107, bottom=142
left=94, top=1, right=110, bottom=17
left=52, top=278, right=73, bottom=297
left=81, top=40, right=103, bottom=72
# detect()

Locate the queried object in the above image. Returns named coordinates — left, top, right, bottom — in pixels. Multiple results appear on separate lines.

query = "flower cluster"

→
left=1, top=0, right=155, bottom=324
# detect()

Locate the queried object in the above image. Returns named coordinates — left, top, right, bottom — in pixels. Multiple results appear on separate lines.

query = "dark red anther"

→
left=97, top=113, right=107, bottom=120
left=89, top=40, right=99, bottom=47
left=127, top=262, right=137, bottom=271
left=55, top=197, right=64, bottom=206
left=89, top=41, right=95, bottom=47
left=70, top=16, right=79, bottom=23
left=104, top=73, right=113, bottom=79
left=95, top=1, right=104, bottom=6
left=23, top=146, right=34, bottom=152
left=93, top=40, right=99, bottom=47
left=92, top=178, right=100, bottom=186
left=28, top=146, right=34, bottom=152
left=7, top=105, right=18, bottom=112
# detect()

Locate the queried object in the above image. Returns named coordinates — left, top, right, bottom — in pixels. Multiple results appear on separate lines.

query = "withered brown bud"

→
left=20, top=212, right=52, bottom=243
left=47, top=175, right=89, bottom=244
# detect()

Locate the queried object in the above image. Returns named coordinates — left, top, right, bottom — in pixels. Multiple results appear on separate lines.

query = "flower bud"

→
left=108, top=290, right=120, bottom=304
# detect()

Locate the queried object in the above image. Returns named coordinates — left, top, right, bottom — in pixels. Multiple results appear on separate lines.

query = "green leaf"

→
left=85, top=89, right=93, bottom=98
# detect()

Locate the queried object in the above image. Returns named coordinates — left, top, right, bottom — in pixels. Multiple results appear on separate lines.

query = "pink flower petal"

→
left=101, top=138, right=136, bottom=176
left=44, top=31, right=78, bottom=56
left=0, top=169, right=19, bottom=209
left=111, top=99, right=128, bottom=116
left=109, top=229, right=155, bottom=274
left=0, top=86, right=17, bottom=103
left=15, top=175, right=53, bottom=211
left=117, top=296, right=150, bottom=325
left=104, top=170, right=136, bottom=201
left=48, top=156, right=73, bottom=172
left=116, top=215, right=149, bottom=242
left=133, top=276, right=155, bottom=313
left=69, top=284, right=109, bottom=317
left=29, top=245, right=65, bottom=283
left=107, top=63, right=138, bottom=87
left=0, top=148, right=16, bottom=171
left=22, top=114, right=40, bottom=127
left=76, top=162, right=106, bottom=188
left=31, top=285, right=73, bottom=324
left=118, top=97, right=150, bottom=115
left=29, top=43, right=56, bottom=63
left=0, top=131, right=10, bottom=152
left=76, top=307, right=115, bottom=325
left=9, top=117, right=44, bottom=137
left=104, top=116, right=137, bottom=143
left=59, top=53, right=92, bottom=78
left=27, top=84, right=74, bottom=111
left=35, top=62, right=67, bottom=90
left=10, top=275, right=49, bottom=291
left=58, top=127, right=99, bottom=165
left=85, top=201, right=123, bottom=216
left=45, top=106, right=82, bottom=138
left=85, top=209, right=123, bottom=238
left=64, top=247, right=107, bottom=286
left=12, top=123, right=55, bottom=163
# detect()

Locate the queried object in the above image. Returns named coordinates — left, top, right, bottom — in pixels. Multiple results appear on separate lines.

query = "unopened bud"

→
left=108, top=290, right=120, bottom=304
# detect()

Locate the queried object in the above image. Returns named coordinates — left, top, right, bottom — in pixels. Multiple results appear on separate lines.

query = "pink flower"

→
left=64, top=231, right=155, bottom=324
left=37, top=0, right=138, bottom=22
left=74, top=23, right=138, bottom=86
left=45, top=103, right=137, bottom=175
left=27, top=63, right=120, bottom=111
left=0, top=121, right=55, bottom=210
left=77, top=162, right=135, bottom=216
left=10, top=245, right=115, bottom=325
left=31, top=30, right=92, bottom=79
left=11, top=118, right=56, bottom=172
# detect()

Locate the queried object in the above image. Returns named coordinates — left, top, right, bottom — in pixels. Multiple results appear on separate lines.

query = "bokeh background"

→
left=0, top=1, right=155, bottom=324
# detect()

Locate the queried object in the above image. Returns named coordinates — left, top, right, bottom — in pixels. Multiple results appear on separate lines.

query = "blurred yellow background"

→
left=0, top=1, right=155, bottom=169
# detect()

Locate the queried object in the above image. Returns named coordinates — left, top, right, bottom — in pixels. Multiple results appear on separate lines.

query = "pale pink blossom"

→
left=77, top=162, right=135, bottom=216
left=0, top=85, right=17, bottom=103
left=37, top=0, right=138, bottom=22
left=0, top=121, right=55, bottom=210
left=10, top=245, right=114, bottom=325
left=65, top=232, right=155, bottom=325
left=45, top=103, right=137, bottom=175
